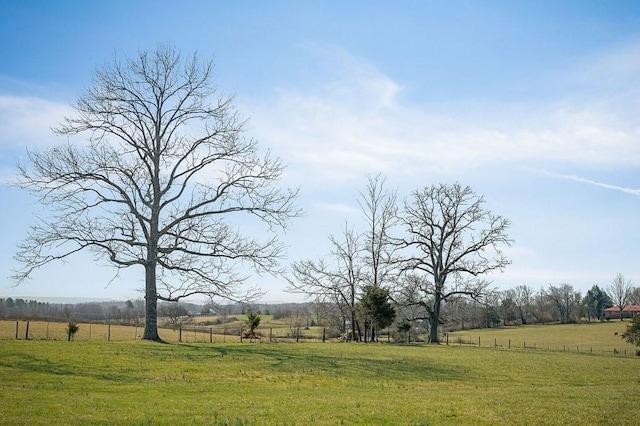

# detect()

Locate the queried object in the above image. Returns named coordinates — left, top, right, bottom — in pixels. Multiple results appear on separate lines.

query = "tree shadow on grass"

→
left=0, top=341, right=467, bottom=386
left=176, top=343, right=468, bottom=382
left=0, top=351, right=138, bottom=383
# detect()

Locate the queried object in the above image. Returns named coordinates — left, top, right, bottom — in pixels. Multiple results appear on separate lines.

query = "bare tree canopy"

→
left=288, top=224, right=362, bottom=341
left=547, top=283, right=581, bottom=324
left=397, top=182, right=511, bottom=343
left=512, top=284, right=533, bottom=325
left=13, top=46, right=300, bottom=341
left=358, top=174, right=399, bottom=290
left=608, top=273, right=633, bottom=321
left=287, top=176, right=400, bottom=342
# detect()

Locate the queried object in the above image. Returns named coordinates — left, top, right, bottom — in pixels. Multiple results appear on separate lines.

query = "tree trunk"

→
left=142, top=115, right=163, bottom=342
left=350, top=310, right=357, bottom=342
left=142, top=261, right=161, bottom=341
left=429, top=292, right=442, bottom=343
left=355, top=319, right=363, bottom=342
left=520, top=309, right=527, bottom=325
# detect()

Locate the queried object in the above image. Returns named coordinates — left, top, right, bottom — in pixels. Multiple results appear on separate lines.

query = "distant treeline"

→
left=0, top=298, right=147, bottom=324
left=3, top=282, right=639, bottom=333
left=0, top=297, right=313, bottom=325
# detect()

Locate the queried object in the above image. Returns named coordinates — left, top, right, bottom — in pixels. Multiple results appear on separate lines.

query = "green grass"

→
left=0, top=339, right=638, bottom=425
left=0, top=320, right=148, bottom=342
left=446, top=320, right=637, bottom=354
left=0, top=319, right=328, bottom=343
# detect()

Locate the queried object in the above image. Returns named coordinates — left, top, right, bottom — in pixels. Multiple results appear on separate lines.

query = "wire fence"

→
left=1, top=320, right=144, bottom=342
left=442, top=334, right=639, bottom=357
left=2, top=320, right=637, bottom=358
left=0, top=320, right=350, bottom=343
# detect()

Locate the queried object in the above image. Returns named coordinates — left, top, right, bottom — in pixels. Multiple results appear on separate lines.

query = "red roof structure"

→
left=604, top=305, right=640, bottom=319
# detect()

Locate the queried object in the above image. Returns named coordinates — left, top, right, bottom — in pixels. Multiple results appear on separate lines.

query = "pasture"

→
left=0, top=317, right=322, bottom=344
left=0, top=329, right=638, bottom=425
left=446, top=320, right=638, bottom=355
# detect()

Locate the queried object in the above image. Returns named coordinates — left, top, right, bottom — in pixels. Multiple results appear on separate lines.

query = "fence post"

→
left=240, top=329, right=243, bottom=343
left=269, top=327, right=272, bottom=343
left=322, top=328, right=326, bottom=343
left=494, top=338, right=497, bottom=348
left=508, top=339, right=511, bottom=349
left=210, top=328, right=213, bottom=343
left=25, top=321, right=30, bottom=340
left=179, top=327, right=182, bottom=343
left=524, top=341, right=526, bottom=350
left=446, top=333, right=449, bottom=345
left=478, top=336, right=481, bottom=347
left=108, top=324, right=111, bottom=342
left=89, top=322, right=92, bottom=342
left=388, top=332, right=390, bottom=343
left=15, top=321, right=18, bottom=340
left=46, top=322, right=50, bottom=340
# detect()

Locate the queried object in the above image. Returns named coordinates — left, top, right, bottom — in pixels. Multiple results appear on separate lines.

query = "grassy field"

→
left=447, top=320, right=638, bottom=355
left=0, top=337, right=638, bottom=425
left=3, top=317, right=638, bottom=351
left=0, top=318, right=324, bottom=343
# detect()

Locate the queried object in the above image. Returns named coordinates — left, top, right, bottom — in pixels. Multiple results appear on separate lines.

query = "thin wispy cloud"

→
left=545, top=171, right=640, bottom=196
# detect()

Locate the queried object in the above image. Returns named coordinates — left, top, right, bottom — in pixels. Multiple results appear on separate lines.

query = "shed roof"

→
left=604, top=305, right=640, bottom=312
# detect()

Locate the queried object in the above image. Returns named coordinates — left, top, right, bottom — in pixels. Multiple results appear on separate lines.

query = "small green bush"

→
left=65, top=322, right=79, bottom=341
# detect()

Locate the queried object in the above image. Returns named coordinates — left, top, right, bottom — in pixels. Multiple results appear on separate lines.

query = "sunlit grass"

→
left=0, top=319, right=328, bottom=343
left=0, top=319, right=155, bottom=342
left=446, top=320, right=637, bottom=354
left=0, top=339, right=638, bottom=425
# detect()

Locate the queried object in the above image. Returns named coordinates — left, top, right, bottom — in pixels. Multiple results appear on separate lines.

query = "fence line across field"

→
left=443, top=333, right=634, bottom=356
left=1, top=320, right=636, bottom=357
left=3, top=319, right=410, bottom=343
left=4, top=320, right=145, bottom=342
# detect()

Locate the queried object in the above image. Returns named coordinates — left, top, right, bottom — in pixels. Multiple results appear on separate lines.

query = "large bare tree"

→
left=397, top=183, right=511, bottom=343
left=13, top=46, right=299, bottom=341
left=608, top=273, right=633, bottom=320
left=357, top=174, right=399, bottom=340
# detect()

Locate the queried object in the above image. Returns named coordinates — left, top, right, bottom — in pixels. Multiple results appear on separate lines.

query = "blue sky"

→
left=2, top=1, right=640, bottom=302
